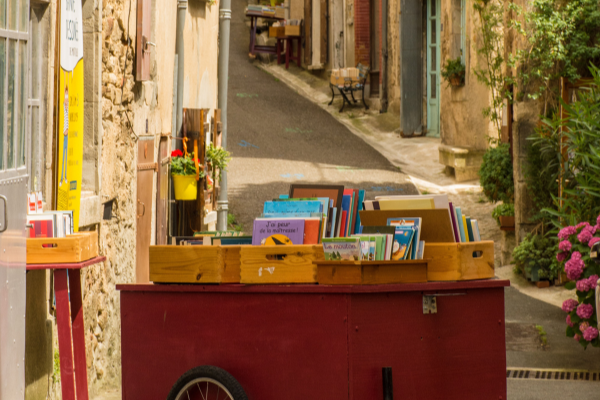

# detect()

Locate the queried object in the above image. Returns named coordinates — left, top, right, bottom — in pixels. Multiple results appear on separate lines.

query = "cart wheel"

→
left=166, top=365, right=248, bottom=400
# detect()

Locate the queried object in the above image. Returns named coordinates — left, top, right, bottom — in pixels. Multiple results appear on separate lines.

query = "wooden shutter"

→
left=305, top=0, right=312, bottom=65
left=400, top=0, right=423, bottom=137
left=136, top=138, right=156, bottom=282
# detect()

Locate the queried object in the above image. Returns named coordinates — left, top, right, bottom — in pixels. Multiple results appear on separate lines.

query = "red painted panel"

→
left=120, top=291, right=349, bottom=400
left=54, top=270, right=76, bottom=400
left=69, top=269, right=89, bottom=400
left=348, top=288, right=507, bottom=400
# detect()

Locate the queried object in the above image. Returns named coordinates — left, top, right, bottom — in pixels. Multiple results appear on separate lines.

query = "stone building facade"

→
left=25, top=0, right=220, bottom=398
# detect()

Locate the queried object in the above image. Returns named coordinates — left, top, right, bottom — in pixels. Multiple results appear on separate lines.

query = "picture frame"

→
left=289, top=184, right=345, bottom=232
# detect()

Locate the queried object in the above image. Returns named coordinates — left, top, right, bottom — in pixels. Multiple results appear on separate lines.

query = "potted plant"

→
left=441, top=57, right=466, bottom=87
left=492, top=203, right=515, bottom=230
left=206, top=143, right=231, bottom=187
left=171, top=149, right=205, bottom=201
left=512, top=233, right=559, bottom=283
left=479, top=143, right=514, bottom=228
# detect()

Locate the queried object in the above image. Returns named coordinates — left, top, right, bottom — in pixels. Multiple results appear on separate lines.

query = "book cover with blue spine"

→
left=455, top=207, right=466, bottom=242
left=263, top=200, right=322, bottom=215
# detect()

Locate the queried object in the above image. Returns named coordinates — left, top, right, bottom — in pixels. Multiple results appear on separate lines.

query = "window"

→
left=28, top=5, right=45, bottom=192
left=0, top=0, right=28, bottom=173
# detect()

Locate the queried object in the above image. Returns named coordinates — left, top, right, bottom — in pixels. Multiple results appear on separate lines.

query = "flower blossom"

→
left=589, top=237, right=600, bottom=248
left=575, top=334, right=582, bottom=342
left=578, top=228, right=594, bottom=244
left=583, top=327, right=599, bottom=342
left=577, top=303, right=594, bottom=320
left=565, top=255, right=585, bottom=280
left=171, top=149, right=183, bottom=157
left=567, top=314, right=574, bottom=327
left=580, top=322, right=590, bottom=332
left=577, top=278, right=593, bottom=292
left=562, top=299, right=579, bottom=313
left=577, top=222, right=591, bottom=230
left=559, top=240, right=572, bottom=252
left=597, top=214, right=600, bottom=227
left=559, top=226, right=577, bottom=239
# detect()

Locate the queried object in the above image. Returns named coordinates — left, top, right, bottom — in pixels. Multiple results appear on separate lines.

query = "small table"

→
left=276, top=36, right=301, bottom=69
left=246, top=12, right=284, bottom=57
left=28, top=256, right=107, bottom=400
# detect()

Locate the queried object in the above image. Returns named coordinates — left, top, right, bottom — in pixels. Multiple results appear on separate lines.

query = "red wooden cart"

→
left=118, top=279, right=509, bottom=400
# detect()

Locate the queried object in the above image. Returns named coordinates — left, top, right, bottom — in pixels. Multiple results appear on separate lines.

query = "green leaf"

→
left=571, top=314, right=581, bottom=324
left=566, top=326, right=575, bottom=337
left=565, top=281, right=576, bottom=290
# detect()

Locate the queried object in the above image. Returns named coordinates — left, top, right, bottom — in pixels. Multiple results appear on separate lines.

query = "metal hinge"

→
left=423, top=293, right=467, bottom=314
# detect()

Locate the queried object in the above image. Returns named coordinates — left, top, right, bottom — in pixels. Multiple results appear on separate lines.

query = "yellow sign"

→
left=57, top=0, right=84, bottom=230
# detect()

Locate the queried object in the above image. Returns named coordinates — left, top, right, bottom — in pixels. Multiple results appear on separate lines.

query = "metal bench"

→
left=328, top=64, right=370, bottom=112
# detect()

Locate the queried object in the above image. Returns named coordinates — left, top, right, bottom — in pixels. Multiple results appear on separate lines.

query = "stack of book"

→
left=27, top=211, right=73, bottom=239
left=322, top=217, right=424, bottom=261
left=367, top=194, right=481, bottom=242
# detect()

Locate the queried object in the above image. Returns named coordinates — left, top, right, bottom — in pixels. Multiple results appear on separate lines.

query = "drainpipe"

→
left=216, top=0, right=231, bottom=230
left=381, top=0, right=388, bottom=112
left=176, top=0, right=187, bottom=136
left=170, top=0, right=187, bottom=239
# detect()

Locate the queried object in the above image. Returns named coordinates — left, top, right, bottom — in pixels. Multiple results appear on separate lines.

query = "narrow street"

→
left=226, top=3, right=600, bottom=399
left=227, top=0, right=418, bottom=231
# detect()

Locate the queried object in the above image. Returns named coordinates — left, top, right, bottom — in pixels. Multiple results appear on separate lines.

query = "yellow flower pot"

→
left=172, top=174, right=197, bottom=200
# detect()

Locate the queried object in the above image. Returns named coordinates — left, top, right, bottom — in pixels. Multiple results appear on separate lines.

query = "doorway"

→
left=426, top=0, right=441, bottom=136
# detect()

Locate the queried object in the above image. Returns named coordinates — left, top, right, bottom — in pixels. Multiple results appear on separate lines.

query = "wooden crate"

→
left=315, top=260, right=428, bottom=285
left=240, top=245, right=324, bottom=284
left=269, top=26, right=285, bottom=38
left=221, top=245, right=246, bottom=283
left=27, top=232, right=98, bottom=264
left=423, top=241, right=495, bottom=281
left=149, top=246, right=223, bottom=284
left=284, top=25, right=301, bottom=37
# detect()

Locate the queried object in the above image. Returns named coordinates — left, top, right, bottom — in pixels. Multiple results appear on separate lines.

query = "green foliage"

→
left=441, top=57, right=466, bottom=86
left=53, top=348, right=60, bottom=384
left=536, top=324, right=548, bottom=347
left=227, top=213, right=243, bottom=232
left=509, top=0, right=600, bottom=113
left=206, top=143, right=231, bottom=184
left=539, top=65, right=600, bottom=229
left=524, top=126, right=561, bottom=225
left=473, top=0, right=511, bottom=141
left=492, top=203, right=515, bottom=225
left=171, top=152, right=205, bottom=178
left=479, top=144, right=514, bottom=203
left=512, top=233, right=560, bottom=281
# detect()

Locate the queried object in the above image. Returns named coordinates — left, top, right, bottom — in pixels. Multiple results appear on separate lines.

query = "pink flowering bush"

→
left=559, top=215, right=600, bottom=349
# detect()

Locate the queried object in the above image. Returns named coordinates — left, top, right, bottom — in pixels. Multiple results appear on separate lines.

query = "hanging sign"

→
left=56, top=0, right=84, bottom=230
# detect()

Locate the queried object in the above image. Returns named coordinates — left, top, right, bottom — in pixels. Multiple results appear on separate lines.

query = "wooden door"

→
left=136, top=137, right=155, bottom=283
left=156, top=134, right=169, bottom=245
left=426, top=0, right=441, bottom=136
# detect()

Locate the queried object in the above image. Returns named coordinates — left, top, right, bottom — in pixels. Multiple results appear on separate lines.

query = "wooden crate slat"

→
left=149, top=246, right=223, bottom=283
left=424, top=241, right=495, bottom=281
left=240, top=245, right=324, bottom=284
left=316, top=260, right=428, bottom=285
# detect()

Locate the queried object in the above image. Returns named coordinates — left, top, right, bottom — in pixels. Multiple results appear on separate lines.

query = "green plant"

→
left=227, top=213, right=243, bottom=232
left=53, top=348, right=60, bottom=384
left=512, top=233, right=560, bottom=281
left=473, top=0, right=512, bottom=141
left=509, top=0, right=600, bottom=114
left=441, top=57, right=466, bottom=86
left=479, top=144, right=514, bottom=203
left=170, top=149, right=205, bottom=178
left=492, top=203, right=515, bottom=225
left=206, top=143, right=231, bottom=184
left=536, top=324, right=549, bottom=347
left=540, top=65, right=600, bottom=229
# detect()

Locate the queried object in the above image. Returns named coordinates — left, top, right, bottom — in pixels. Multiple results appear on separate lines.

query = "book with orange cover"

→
left=303, top=218, right=321, bottom=244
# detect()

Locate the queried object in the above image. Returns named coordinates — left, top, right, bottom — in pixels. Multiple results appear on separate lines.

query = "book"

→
left=340, top=210, right=348, bottom=238
left=375, top=235, right=385, bottom=261
left=387, top=217, right=421, bottom=260
left=448, top=202, right=460, bottom=242
left=27, top=214, right=55, bottom=239
left=252, top=219, right=305, bottom=245
left=263, top=200, right=322, bottom=215
left=391, top=227, right=415, bottom=260
left=350, top=189, right=359, bottom=235
left=471, top=219, right=481, bottom=241
left=322, top=237, right=361, bottom=261
left=462, top=215, right=470, bottom=243
left=303, top=218, right=321, bottom=244
left=367, top=198, right=435, bottom=211
left=354, top=189, right=365, bottom=233
left=330, top=207, right=337, bottom=238
left=359, top=237, right=370, bottom=260
left=362, top=226, right=395, bottom=235
left=213, top=236, right=253, bottom=245
left=368, top=236, right=377, bottom=261
left=341, top=195, right=351, bottom=237
left=417, top=241, right=425, bottom=259
left=466, top=217, right=474, bottom=242
left=455, top=207, right=466, bottom=242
